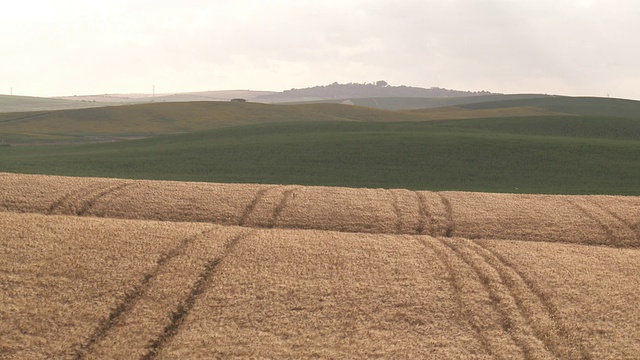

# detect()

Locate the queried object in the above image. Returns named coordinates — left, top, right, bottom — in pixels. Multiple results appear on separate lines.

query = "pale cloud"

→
left=1, top=0, right=639, bottom=99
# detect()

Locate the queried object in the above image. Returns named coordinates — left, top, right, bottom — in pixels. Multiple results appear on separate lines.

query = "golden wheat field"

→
left=1, top=172, right=640, bottom=359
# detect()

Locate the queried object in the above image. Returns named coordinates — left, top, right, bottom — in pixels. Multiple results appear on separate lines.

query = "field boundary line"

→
left=414, top=192, right=428, bottom=234
left=415, top=236, right=496, bottom=358
left=474, top=241, right=592, bottom=360
left=70, top=228, right=212, bottom=359
left=142, top=229, right=255, bottom=359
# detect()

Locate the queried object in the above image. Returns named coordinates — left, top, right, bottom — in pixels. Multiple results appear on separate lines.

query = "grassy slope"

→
left=405, top=106, right=571, bottom=120
left=0, top=101, right=431, bottom=144
left=460, top=96, right=640, bottom=118
left=1, top=96, right=639, bottom=194
left=0, top=94, right=117, bottom=113
left=1, top=121, right=639, bottom=194
left=2, top=96, right=639, bottom=144
left=283, top=94, right=551, bottom=110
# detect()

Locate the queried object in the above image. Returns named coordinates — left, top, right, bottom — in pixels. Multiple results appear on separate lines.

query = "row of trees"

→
left=256, top=81, right=492, bottom=101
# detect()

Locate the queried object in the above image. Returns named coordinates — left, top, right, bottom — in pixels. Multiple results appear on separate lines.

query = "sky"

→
left=1, top=0, right=640, bottom=99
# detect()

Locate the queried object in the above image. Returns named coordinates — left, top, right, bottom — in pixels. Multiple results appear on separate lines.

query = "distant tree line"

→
left=255, top=81, right=494, bottom=101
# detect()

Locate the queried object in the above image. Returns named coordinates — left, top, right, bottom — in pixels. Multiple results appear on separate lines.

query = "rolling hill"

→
left=458, top=96, right=640, bottom=118
left=56, top=90, right=275, bottom=104
left=253, top=82, right=494, bottom=103
left=1, top=95, right=639, bottom=194
left=0, top=94, right=117, bottom=113
left=3, top=93, right=640, bottom=358
left=2, top=95, right=639, bottom=144
left=286, top=93, right=552, bottom=110
left=0, top=101, right=437, bottom=144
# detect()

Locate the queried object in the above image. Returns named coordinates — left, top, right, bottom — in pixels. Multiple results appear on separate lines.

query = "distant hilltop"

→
left=253, top=81, right=495, bottom=103
left=1, top=82, right=498, bottom=112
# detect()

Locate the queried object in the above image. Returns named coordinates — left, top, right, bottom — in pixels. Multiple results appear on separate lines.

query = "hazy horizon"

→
left=2, top=0, right=639, bottom=100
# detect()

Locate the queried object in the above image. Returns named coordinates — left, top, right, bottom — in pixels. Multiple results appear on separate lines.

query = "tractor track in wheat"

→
left=440, top=237, right=552, bottom=360
left=239, top=187, right=270, bottom=226
left=142, top=230, right=253, bottom=359
left=47, top=182, right=106, bottom=215
left=437, top=193, right=455, bottom=237
left=587, top=198, right=640, bottom=244
left=416, top=236, right=496, bottom=358
left=389, top=190, right=402, bottom=234
left=414, top=192, right=428, bottom=235
left=475, top=241, right=592, bottom=360
left=271, top=187, right=300, bottom=228
left=565, top=198, right=617, bottom=246
left=47, top=181, right=136, bottom=217
left=76, top=182, right=135, bottom=216
left=71, top=228, right=211, bottom=359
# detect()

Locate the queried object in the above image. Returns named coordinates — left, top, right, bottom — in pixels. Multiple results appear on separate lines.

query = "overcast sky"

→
left=2, top=0, right=639, bottom=99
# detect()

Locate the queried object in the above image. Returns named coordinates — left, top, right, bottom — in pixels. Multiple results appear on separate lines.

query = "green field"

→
left=1, top=95, right=639, bottom=194
left=433, top=116, right=640, bottom=141
left=1, top=120, right=639, bottom=194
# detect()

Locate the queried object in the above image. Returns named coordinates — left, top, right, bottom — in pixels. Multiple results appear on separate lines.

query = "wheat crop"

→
left=2, top=170, right=640, bottom=358
left=1, top=173, right=638, bottom=247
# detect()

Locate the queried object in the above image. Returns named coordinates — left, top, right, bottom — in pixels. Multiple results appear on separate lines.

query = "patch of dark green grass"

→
left=431, top=116, right=640, bottom=141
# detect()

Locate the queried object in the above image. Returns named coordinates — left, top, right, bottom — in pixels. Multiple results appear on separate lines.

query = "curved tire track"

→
left=47, top=181, right=135, bottom=217
left=71, top=228, right=212, bottom=359
left=142, top=230, right=253, bottom=359
left=416, top=236, right=498, bottom=358
left=389, top=190, right=402, bottom=234
left=586, top=198, right=639, bottom=246
left=238, top=187, right=270, bottom=226
left=565, top=198, right=617, bottom=246
left=76, top=182, right=135, bottom=216
left=440, top=237, right=555, bottom=360
left=474, top=241, right=592, bottom=360
left=271, top=187, right=300, bottom=228
left=47, top=182, right=106, bottom=215
left=438, top=193, right=455, bottom=237
left=414, top=192, right=428, bottom=235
